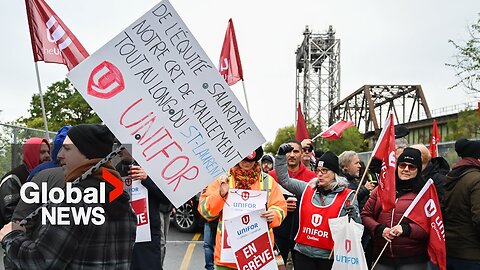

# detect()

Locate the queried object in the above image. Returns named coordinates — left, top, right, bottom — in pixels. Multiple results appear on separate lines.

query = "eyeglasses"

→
left=302, top=148, right=312, bottom=153
left=398, top=162, right=418, bottom=171
left=315, top=167, right=330, bottom=174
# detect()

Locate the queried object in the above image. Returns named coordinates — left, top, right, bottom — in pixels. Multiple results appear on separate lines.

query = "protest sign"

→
left=224, top=209, right=277, bottom=270
left=67, top=0, right=265, bottom=207
left=221, top=189, right=267, bottom=263
left=131, top=180, right=151, bottom=242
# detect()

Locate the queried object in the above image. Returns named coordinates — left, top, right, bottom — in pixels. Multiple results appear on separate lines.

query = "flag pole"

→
left=34, top=62, right=50, bottom=139
left=371, top=216, right=405, bottom=269
left=241, top=80, right=250, bottom=114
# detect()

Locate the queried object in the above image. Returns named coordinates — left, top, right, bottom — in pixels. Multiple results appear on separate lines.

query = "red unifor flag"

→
left=219, top=19, right=244, bottom=86
left=25, top=0, right=89, bottom=70
left=429, top=120, right=440, bottom=158
left=371, top=113, right=396, bottom=211
left=319, top=120, right=355, bottom=140
left=403, top=179, right=446, bottom=270
left=296, top=102, right=310, bottom=142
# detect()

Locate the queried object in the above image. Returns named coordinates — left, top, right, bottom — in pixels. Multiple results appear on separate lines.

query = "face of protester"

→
left=286, top=143, right=302, bottom=168
left=58, top=136, right=88, bottom=176
left=315, top=166, right=335, bottom=189
left=39, top=142, right=51, bottom=163
left=301, top=147, right=312, bottom=167
left=397, top=162, right=418, bottom=180
left=261, top=161, right=273, bottom=173
left=344, top=155, right=361, bottom=177
left=239, top=160, right=256, bottom=171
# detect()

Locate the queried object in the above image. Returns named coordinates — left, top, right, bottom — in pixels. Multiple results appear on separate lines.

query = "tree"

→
left=263, top=125, right=295, bottom=154
left=447, top=14, right=480, bottom=94
left=445, top=109, right=480, bottom=141
left=20, top=78, right=101, bottom=132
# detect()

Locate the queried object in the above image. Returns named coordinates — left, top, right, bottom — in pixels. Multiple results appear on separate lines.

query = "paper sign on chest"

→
left=67, top=1, right=265, bottom=207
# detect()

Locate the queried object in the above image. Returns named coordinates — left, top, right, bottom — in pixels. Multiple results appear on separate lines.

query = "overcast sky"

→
left=0, top=0, right=478, bottom=142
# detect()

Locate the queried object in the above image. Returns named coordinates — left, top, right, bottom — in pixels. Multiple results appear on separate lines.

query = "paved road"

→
left=164, top=220, right=206, bottom=270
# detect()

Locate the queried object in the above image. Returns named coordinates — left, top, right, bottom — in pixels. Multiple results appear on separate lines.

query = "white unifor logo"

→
left=45, top=16, right=72, bottom=50
left=424, top=199, right=437, bottom=218
left=311, top=214, right=322, bottom=227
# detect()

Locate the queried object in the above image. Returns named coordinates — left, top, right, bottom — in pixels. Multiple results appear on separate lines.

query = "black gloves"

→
left=345, top=205, right=357, bottom=221
left=277, top=143, right=293, bottom=155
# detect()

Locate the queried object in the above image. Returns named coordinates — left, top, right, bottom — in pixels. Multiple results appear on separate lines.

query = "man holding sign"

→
left=198, top=146, right=286, bottom=269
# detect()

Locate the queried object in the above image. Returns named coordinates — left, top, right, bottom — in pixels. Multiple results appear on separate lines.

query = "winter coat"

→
left=275, top=154, right=361, bottom=259
left=362, top=188, right=428, bottom=265
left=443, top=157, right=480, bottom=260
left=422, top=157, right=450, bottom=202
left=0, top=164, right=29, bottom=227
left=269, top=163, right=317, bottom=241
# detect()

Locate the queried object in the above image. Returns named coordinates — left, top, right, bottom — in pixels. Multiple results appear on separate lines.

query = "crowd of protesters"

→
left=0, top=122, right=478, bottom=270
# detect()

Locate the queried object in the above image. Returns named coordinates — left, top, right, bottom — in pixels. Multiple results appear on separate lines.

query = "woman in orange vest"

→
left=198, top=146, right=287, bottom=270
left=275, top=143, right=360, bottom=269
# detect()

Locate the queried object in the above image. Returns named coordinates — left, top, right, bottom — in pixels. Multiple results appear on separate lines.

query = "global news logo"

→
left=20, top=168, right=123, bottom=226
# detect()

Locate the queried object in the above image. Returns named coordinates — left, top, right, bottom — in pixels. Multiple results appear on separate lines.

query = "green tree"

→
left=20, top=78, right=101, bottom=132
left=447, top=14, right=480, bottom=94
left=263, top=125, right=296, bottom=154
left=445, top=109, right=480, bottom=140
left=320, top=126, right=368, bottom=155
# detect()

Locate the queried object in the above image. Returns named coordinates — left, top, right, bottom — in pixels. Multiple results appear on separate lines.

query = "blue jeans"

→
left=204, top=223, right=215, bottom=270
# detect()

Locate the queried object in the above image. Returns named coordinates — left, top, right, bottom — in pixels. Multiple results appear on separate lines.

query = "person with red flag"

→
left=362, top=147, right=430, bottom=270
left=443, top=138, right=480, bottom=270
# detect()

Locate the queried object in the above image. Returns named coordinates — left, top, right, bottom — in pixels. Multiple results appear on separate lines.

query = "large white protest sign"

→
left=67, top=1, right=265, bottom=207
left=224, top=209, right=277, bottom=270
left=131, top=180, right=151, bottom=243
left=221, top=189, right=267, bottom=263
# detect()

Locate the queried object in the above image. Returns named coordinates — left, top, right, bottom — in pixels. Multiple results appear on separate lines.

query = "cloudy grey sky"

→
left=0, top=0, right=478, bottom=142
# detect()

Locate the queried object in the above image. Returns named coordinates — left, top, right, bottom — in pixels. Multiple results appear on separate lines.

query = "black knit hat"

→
left=67, top=124, right=115, bottom=159
left=315, top=151, right=340, bottom=175
left=243, top=146, right=263, bottom=162
left=397, top=147, right=422, bottom=170
left=261, top=154, right=273, bottom=164
left=455, top=138, right=480, bottom=159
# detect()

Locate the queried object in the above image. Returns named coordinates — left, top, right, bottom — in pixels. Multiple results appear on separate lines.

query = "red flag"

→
left=25, top=0, right=89, bottom=70
left=219, top=19, right=243, bottom=86
left=429, top=120, right=440, bottom=158
left=319, top=120, right=355, bottom=140
left=371, top=114, right=396, bottom=211
left=296, top=102, right=310, bottom=141
left=403, top=179, right=446, bottom=270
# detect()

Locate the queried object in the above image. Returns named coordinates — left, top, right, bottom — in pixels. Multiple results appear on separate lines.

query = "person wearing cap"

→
left=443, top=138, right=480, bottom=269
left=260, top=154, right=274, bottom=173
left=362, top=147, right=429, bottom=270
left=268, top=140, right=317, bottom=266
left=275, top=144, right=360, bottom=269
left=198, top=146, right=287, bottom=270
left=0, top=124, right=136, bottom=269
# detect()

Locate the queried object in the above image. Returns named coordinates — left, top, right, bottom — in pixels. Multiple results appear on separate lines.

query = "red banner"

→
left=131, top=197, right=149, bottom=226
left=429, top=120, right=440, bottom=158
left=296, top=102, right=310, bottom=142
left=371, top=114, right=396, bottom=211
left=219, top=19, right=243, bottom=86
left=403, top=179, right=446, bottom=270
left=320, top=120, right=355, bottom=140
left=25, top=0, right=89, bottom=70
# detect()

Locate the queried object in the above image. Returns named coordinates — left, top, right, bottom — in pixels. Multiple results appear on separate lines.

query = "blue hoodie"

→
left=27, top=125, right=71, bottom=181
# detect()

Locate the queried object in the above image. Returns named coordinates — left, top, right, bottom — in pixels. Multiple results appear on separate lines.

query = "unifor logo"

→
left=242, top=215, right=250, bottom=225
left=241, top=191, right=250, bottom=201
left=87, top=61, right=125, bottom=99
left=45, top=16, right=72, bottom=50
left=424, top=199, right=437, bottom=218
left=345, top=239, right=352, bottom=253
left=311, top=214, right=322, bottom=227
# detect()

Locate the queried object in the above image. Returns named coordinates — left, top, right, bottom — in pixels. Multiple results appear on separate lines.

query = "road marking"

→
left=179, top=232, right=202, bottom=270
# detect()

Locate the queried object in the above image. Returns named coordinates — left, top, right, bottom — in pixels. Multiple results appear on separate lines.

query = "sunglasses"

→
left=302, top=147, right=312, bottom=153
left=315, top=167, right=330, bottom=174
left=398, top=162, right=418, bottom=171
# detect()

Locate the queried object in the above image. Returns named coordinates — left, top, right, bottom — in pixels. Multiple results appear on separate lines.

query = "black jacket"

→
left=0, top=164, right=29, bottom=227
left=422, top=157, right=450, bottom=201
